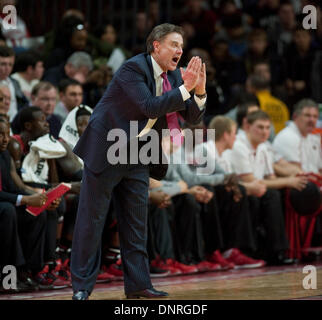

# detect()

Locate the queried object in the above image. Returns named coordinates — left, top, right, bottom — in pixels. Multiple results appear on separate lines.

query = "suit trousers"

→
left=71, top=163, right=152, bottom=295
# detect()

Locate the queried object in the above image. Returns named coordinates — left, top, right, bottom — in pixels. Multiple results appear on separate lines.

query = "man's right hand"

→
left=188, top=185, right=213, bottom=203
left=180, top=56, right=201, bottom=92
left=246, top=180, right=267, bottom=197
left=149, top=190, right=171, bottom=208
left=178, top=180, right=188, bottom=193
left=21, top=193, right=48, bottom=207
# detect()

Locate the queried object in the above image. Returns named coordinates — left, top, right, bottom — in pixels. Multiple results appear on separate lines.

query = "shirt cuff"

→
left=179, top=85, right=191, bottom=101
left=194, top=94, right=207, bottom=110
left=16, top=195, right=23, bottom=206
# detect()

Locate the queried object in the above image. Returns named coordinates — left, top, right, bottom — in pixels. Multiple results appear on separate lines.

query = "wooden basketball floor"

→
left=1, top=262, right=322, bottom=300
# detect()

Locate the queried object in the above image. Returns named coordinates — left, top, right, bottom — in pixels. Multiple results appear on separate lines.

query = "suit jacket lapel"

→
left=146, top=55, right=156, bottom=96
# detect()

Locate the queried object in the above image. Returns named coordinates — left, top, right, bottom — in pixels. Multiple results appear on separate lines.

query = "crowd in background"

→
left=0, top=0, right=321, bottom=294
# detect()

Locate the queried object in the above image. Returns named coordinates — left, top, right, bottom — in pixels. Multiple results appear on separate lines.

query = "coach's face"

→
left=152, top=32, right=183, bottom=72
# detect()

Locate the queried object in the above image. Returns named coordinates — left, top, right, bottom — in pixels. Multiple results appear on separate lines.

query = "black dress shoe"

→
left=126, top=287, right=169, bottom=299
left=72, top=290, right=89, bottom=300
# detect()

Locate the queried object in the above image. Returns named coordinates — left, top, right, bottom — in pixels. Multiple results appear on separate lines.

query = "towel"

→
left=59, top=104, right=93, bottom=150
left=22, top=134, right=67, bottom=184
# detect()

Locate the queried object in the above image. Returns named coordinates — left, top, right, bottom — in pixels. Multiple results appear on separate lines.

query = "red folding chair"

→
left=285, top=173, right=322, bottom=260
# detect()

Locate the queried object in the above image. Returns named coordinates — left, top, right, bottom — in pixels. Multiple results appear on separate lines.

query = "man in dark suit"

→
left=71, top=23, right=207, bottom=300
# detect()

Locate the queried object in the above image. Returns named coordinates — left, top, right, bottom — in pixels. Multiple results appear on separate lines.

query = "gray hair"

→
left=293, top=99, right=318, bottom=117
left=146, top=23, right=184, bottom=54
left=66, top=51, right=93, bottom=71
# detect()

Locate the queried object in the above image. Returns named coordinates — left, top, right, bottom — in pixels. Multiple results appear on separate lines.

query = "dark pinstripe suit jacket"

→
left=73, top=53, right=205, bottom=180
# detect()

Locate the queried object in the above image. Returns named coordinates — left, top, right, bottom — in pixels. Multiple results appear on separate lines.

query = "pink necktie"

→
left=161, top=72, right=183, bottom=146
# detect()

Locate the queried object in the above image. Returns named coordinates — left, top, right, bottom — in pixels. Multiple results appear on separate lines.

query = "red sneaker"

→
left=97, top=265, right=116, bottom=283
left=35, top=265, right=70, bottom=290
left=150, top=258, right=182, bottom=276
left=34, top=265, right=54, bottom=290
left=51, top=261, right=71, bottom=289
left=194, top=260, right=221, bottom=273
left=223, top=248, right=266, bottom=269
left=207, top=250, right=235, bottom=270
left=165, top=259, right=198, bottom=275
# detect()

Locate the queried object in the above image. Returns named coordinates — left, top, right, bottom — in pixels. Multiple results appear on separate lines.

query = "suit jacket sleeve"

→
left=116, top=61, right=189, bottom=119
left=178, top=95, right=205, bottom=125
left=0, top=191, right=18, bottom=204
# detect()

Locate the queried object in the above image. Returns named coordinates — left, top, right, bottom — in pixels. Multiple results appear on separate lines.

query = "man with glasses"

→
left=11, top=81, right=62, bottom=139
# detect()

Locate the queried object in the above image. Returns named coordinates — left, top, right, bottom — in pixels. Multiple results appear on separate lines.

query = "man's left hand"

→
left=195, top=62, right=206, bottom=95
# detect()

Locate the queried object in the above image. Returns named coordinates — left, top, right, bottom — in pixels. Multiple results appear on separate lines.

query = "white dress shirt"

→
left=273, top=121, right=322, bottom=174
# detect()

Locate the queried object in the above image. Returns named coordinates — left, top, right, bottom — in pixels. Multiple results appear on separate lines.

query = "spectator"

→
left=215, top=0, right=252, bottom=31
left=252, top=0, right=281, bottom=30
left=0, top=0, right=30, bottom=49
left=273, top=99, right=322, bottom=175
left=11, top=50, right=44, bottom=102
left=284, top=27, right=317, bottom=107
left=43, top=10, right=118, bottom=71
left=267, top=1, right=298, bottom=56
left=29, top=82, right=61, bottom=138
left=210, top=39, right=247, bottom=105
left=214, top=12, right=250, bottom=59
left=92, top=23, right=129, bottom=73
left=82, top=65, right=113, bottom=107
left=245, top=29, right=283, bottom=86
left=310, top=49, right=322, bottom=103
left=125, top=11, right=152, bottom=55
left=44, top=15, right=89, bottom=69
left=55, top=79, right=83, bottom=123
left=246, top=73, right=289, bottom=134
left=10, top=81, right=61, bottom=139
left=0, top=46, right=28, bottom=121
left=0, top=83, right=10, bottom=115
left=177, top=0, right=217, bottom=50
left=43, top=51, right=93, bottom=87
left=252, top=60, right=288, bottom=104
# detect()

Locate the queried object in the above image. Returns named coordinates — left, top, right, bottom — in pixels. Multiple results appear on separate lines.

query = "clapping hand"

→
left=180, top=56, right=202, bottom=92
left=180, top=56, right=206, bottom=95
left=194, top=62, right=206, bottom=95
